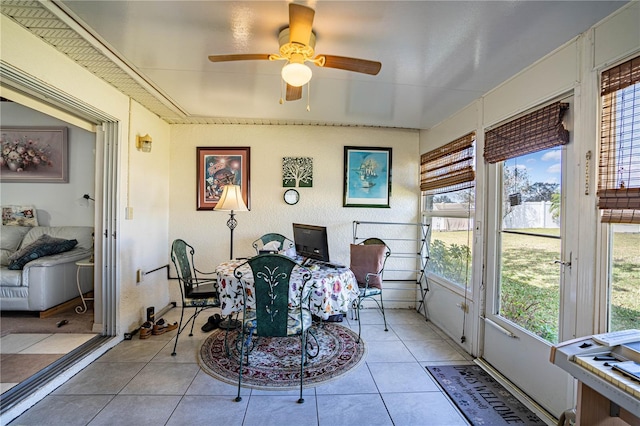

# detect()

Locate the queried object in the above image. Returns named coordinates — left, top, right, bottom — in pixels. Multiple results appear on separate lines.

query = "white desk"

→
left=551, top=336, right=640, bottom=425
left=75, top=258, right=94, bottom=314
left=215, top=259, right=358, bottom=320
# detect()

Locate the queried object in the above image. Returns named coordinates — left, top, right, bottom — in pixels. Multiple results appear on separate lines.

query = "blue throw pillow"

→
left=8, top=234, right=78, bottom=270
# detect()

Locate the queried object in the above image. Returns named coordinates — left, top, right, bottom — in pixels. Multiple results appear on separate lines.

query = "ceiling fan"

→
left=208, top=3, right=382, bottom=102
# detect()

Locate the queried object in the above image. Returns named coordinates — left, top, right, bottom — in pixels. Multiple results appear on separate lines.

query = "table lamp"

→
left=214, top=184, right=248, bottom=260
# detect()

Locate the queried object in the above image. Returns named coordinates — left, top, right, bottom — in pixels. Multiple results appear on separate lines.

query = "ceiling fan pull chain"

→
left=279, top=79, right=285, bottom=104
left=306, top=82, right=311, bottom=111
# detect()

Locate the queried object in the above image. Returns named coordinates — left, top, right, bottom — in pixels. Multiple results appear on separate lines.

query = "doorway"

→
left=0, top=73, right=118, bottom=414
left=481, top=98, right=576, bottom=417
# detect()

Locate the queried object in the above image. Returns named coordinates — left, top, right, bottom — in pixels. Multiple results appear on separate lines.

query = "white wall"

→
left=418, top=2, right=640, bottom=354
left=1, top=14, right=171, bottom=334
left=169, top=125, right=420, bottom=307
left=0, top=102, right=95, bottom=226
left=118, top=100, right=171, bottom=333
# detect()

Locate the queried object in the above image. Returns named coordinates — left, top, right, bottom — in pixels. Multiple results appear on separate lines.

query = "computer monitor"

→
left=292, top=223, right=330, bottom=263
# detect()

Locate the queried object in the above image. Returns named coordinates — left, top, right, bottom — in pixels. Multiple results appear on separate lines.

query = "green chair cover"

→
left=233, top=253, right=314, bottom=403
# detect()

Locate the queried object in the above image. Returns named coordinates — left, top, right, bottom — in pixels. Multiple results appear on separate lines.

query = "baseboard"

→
left=38, top=292, right=93, bottom=318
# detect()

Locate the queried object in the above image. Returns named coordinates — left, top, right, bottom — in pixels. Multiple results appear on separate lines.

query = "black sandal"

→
left=201, top=313, right=222, bottom=332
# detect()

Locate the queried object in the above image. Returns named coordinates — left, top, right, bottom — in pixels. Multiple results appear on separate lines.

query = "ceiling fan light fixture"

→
left=281, top=62, right=312, bottom=87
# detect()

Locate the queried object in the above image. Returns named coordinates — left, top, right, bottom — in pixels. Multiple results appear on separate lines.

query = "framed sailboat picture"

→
left=343, top=146, right=392, bottom=208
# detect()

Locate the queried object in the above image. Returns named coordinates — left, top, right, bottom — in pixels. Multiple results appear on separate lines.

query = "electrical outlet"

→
left=136, top=269, right=143, bottom=283
left=125, top=207, right=134, bottom=220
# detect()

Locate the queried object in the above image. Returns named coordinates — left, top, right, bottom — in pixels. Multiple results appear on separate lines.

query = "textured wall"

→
left=169, top=124, right=420, bottom=306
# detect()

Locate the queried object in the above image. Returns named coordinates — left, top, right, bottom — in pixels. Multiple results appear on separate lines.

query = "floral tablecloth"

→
left=215, top=259, right=358, bottom=319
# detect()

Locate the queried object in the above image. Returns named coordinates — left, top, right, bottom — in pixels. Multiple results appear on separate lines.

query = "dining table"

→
left=215, top=258, right=358, bottom=320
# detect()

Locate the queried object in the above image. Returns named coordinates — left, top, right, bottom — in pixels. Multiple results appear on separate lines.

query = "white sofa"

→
left=0, top=226, right=94, bottom=311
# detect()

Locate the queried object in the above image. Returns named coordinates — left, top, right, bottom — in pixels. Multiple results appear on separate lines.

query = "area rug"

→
left=426, top=365, right=546, bottom=426
left=198, top=323, right=366, bottom=390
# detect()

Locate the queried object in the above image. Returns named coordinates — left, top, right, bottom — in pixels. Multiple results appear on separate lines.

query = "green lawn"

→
left=430, top=228, right=639, bottom=341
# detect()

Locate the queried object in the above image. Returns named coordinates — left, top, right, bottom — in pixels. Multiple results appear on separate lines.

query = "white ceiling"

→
left=42, top=1, right=629, bottom=129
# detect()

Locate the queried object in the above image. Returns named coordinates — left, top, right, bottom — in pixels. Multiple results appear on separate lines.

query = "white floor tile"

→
left=0, top=333, right=51, bottom=353
left=19, top=333, right=95, bottom=354
left=368, top=362, right=440, bottom=393
left=382, top=391, right=470, bottom=425
left=7, top=308, right=484, bottom=426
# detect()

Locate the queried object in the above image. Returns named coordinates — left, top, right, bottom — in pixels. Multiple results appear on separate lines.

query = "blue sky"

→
left=507, top=147, right=562, bottom=185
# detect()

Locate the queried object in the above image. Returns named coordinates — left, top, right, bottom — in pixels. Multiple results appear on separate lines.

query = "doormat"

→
left=198, top=323, right=367, bottom=390
left=426, top=365, right=547, bottom=426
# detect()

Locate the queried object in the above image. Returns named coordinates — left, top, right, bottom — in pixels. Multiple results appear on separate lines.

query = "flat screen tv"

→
left=292, top=223, right=330, bottom=263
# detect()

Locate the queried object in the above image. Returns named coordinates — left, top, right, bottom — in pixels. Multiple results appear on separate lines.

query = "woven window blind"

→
left=484, top=102, right=569, bottom=164
left=598, top=55, right=640, bottom=224
left=420, top=132, right=475, bottom=195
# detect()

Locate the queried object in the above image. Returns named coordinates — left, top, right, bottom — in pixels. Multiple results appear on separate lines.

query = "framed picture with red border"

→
left=196, top=146, right=250, bottom=210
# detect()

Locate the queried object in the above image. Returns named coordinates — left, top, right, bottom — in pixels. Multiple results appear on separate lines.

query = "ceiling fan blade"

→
left=286, top=84, right=302, bottom=101
left=208, top=54, right=271, bottom=62
left=289, top=3, right=315, bottom=45
left=317, top=55, right=382, bottom=75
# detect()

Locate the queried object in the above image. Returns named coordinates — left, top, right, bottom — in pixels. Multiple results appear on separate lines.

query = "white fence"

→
left=503, top=201, right=558, bottom=229
left=431, top=201, right=558, bottom=231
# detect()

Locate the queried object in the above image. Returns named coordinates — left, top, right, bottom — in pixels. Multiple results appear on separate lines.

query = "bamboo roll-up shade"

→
left=484, top=102, right=569, bottom=164
left=601, top=56, right=640, bottom=96
left=598, top=55, right=640, bottom=224
left=420, top=132, right=475, bottom=194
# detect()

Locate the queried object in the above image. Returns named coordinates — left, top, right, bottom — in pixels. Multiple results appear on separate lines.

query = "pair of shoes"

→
left=139, top=321, right=153, bottom=339
left=323, top=314, right=343, bottom=323
left=201, top=314, right=222, bottom=332
left=153, top=318, right=178, bottom=335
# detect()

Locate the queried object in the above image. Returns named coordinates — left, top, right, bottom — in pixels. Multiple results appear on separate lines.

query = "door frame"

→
left=479, top=94, right=578, bottom=418
left=0, top=62, right=119, bottom=417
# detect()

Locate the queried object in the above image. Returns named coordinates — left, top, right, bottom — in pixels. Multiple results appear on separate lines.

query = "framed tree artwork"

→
left=283, top=157, right=313, bottom=187
left=197, top=147, right=250, bottom=210
left=343, top=146, right=392, bottom=208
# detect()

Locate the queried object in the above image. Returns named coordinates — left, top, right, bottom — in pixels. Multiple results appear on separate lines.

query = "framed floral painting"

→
left=197, top=147, right=250, bottom=210
left=343, top=146, right=392, bottom=208
left=0, top=127, right=68, bottom=183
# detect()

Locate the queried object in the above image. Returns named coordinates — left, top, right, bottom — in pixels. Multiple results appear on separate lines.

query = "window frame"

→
left=596, top=54, right=640, bottom=332
left=422, top=189, right=475, bottom=294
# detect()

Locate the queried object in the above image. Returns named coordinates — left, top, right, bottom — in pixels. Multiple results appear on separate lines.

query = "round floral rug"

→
left=198, top=323, right=367, bottom=390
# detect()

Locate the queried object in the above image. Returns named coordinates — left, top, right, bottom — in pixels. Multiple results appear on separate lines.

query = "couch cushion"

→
left=21, top=226, right=93, bottom=251
left=8, top=234, right=78, bottom=270
left=349, top=244, right=386, bottom=289
left=0, top=268, right=23, bottom=287
left=0, top=226, right=31, bottom=266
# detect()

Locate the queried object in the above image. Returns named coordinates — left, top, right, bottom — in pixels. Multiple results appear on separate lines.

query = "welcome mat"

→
left=198, top=323, right=367, bottom=390
left=426, top=365, right=547, bottom=426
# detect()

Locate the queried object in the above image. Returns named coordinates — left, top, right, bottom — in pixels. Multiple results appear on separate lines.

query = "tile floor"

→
left=8, top=308, right=476, bottom=426
left=0, top=333, right=96, bottom=394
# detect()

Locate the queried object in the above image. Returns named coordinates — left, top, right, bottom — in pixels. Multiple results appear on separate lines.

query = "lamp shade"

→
left=281, top=62, right=312, bottom=87
left=214, top=185, right=248, bottom=211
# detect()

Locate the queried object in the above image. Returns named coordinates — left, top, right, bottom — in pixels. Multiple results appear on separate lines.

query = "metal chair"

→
left=251, top=233, right=294, bottom=254
left=350, top=238, right=391, bottom=343
left=170, top=239, right=220, bottom=356
left=233, top=253, right=316, bottom=403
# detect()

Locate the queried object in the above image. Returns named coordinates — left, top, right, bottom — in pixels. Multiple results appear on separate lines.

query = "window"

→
left=423, top=188, right=474, bottom=288
left=599, top=56, right=640, bottom=332
left=421, top=133, right=475, bottom=289
left=499, top=149, right=562, bottom=343
left=484, top=101, right=570, bottom=343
